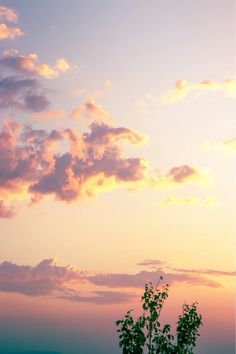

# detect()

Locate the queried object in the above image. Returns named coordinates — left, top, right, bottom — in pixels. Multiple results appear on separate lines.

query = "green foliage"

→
left=116, top=278, right=202, bottom=354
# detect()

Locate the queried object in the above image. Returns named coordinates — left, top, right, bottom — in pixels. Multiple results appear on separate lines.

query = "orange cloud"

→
left=70, top=97, right=111, bottom=122
left=0, top=5, right=23, bottom=40
left=1, top=51, right=70, bottom=79
left=0, top=23, right=23, bottom=40
left=160, top=79, right=236, bottom=103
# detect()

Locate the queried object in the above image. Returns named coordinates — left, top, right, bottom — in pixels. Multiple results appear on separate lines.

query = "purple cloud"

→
left=0, top=258, right=84, bottom=296
left=0, top=76, right=50, bottom=112
left=88, top=270, right=220, bottom=288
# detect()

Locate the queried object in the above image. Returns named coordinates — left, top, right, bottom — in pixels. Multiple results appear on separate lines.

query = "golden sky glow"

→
left=0, top=2, right=235, bottom=354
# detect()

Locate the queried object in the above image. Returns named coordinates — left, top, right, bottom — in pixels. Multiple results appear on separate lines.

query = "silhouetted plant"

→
left=116, top=277, right=202, bottom=354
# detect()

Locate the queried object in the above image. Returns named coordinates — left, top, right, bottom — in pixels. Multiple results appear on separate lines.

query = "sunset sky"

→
left=0, top=1, right=235, bottom=353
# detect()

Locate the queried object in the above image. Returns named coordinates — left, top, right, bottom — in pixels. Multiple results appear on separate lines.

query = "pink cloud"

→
left=0, top=200, right=16, bottom=218
left=70, top=97, right=111, bottom=122
left=0, top=5, right=18, bottom=23
left=0, top=119, right=209, bottom=214
left=0, top=258, right=84, bottom=296
left=0, top=51, right=70, bottom=79
left=31, top=109, right=65, bottom=121
left=0, top=5, right=23, bottom=40
left=88, top=270, right=219, bottom=289
left=0, top=120, right=147, bottom=207
left=0, top=258, right=228, bottom=304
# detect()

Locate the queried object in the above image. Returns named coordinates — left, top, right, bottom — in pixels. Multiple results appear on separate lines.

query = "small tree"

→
left=116, top=277, right=202, bottom=354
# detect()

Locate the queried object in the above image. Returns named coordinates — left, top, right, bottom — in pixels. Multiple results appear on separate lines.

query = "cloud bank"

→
left=0, top=258, right=231, bottom=304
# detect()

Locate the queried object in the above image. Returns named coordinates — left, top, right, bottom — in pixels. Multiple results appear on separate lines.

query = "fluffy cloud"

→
left=70, top=97, right=111, bottom=122
left=0, top=76, right=50, bottom=112
left=162, top=196, right=219, bottom=208
left=0, top=23, right=23, bottom=40
left=0, top=5, right=18, bottom=22
left=0, top=120, right=148, bottom=206
left=160, top=79, right=236, bottom=103
left=0, top=51, right=70, bottom=79
left=0, top=119, right=211, bottom=214
left=0, top=5, right=23, bottom=40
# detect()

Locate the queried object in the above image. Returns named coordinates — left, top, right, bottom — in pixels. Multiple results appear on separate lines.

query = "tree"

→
left=116, top=277, right=202, bottom=354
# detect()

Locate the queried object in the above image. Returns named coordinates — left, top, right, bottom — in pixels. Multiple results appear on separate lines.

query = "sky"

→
left=0, top=1, right=235, bottom=353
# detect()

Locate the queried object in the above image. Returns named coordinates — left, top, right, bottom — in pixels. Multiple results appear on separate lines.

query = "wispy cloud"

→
left=202, top=137, right=236, bottom=155
left=0, top=5, right=23, bottom=40
left=162, top=196, right=220, bottom=208
left=31, top=109, right=65, bottom=121
left=170, top=267, right=236, bottom=277
left=146, top=79, right=236, bottom=105
left=61, top=290, right=135, bottom=304
left=0, top=200, right=16, bottom=218
left=160, top=79, right=236, bottom=103
left=137, top=259, right=166, bottom=268
left=0, top=51, right=71, bottom=79
left=1, top=258, right=229, bottom=304
left=88, top=270, right=219, bottom=289
left=138, top=258, right=236, bottom=278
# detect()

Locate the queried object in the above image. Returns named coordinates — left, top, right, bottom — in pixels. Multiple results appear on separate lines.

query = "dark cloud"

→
left=0, top=76, right=50, bottom=112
